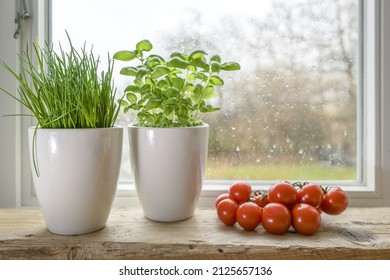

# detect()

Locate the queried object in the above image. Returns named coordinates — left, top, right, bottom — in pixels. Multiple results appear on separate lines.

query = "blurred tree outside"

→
left=161, top=0, right=360, bottom=181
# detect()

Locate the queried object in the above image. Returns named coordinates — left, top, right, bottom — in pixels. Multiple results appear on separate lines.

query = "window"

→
left=51, top=0, right=361, bottom=182
left=1, top=0, right=389, bottom=207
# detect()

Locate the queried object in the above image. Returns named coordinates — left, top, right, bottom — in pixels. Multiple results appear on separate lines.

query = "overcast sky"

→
left=52, top=0, right=271, bottom=55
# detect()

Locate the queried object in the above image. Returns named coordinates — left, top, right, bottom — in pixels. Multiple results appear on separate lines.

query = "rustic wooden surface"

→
left=0, top=207, right=390, bottom=260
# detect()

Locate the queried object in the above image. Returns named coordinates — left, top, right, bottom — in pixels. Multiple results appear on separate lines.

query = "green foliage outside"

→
left=205, top=161, right=356, bottom=181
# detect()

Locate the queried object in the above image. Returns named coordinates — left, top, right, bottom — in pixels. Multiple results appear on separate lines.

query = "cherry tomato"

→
left=217, top=198, right=239, bottom=225
left=320, top=187, right=349, bottom=215
left=268, top=182, right=298, bottom=207
left=291, top=203, right=321, bottom=235
left=236, top=202, right=262, bottom=231
left=261, top=203, right=291, bottom=235
left=253, top=194, right=270, bottom=208
left=297, top=183, right=324, bottom=208
left=229, top=181, right=252, bottom=204
left=215, top=193, right=230, bottom=208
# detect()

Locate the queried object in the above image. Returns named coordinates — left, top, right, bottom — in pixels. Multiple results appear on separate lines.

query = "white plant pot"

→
left=28, top=126, right=123, bottom=235
left=129, top=124, right=209, bottom=222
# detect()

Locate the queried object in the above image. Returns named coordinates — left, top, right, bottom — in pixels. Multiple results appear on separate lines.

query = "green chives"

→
left=1, top=33, right=120, bottom=129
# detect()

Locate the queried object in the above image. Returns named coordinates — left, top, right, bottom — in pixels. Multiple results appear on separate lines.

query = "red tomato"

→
left=320, top=187, right=349, bottom=215
left=217, top=198, right=239, bottom=225
left=253, top=194, right=270, bottom=208
left=297, top=183, right=324, bottom=208
left=268, top=182, right=298, bottom=207
left=291, top=203, right=321, bottom=235
left=215, top=193, right=230, bottom=208
left=261, top=203, right=291, bottom=235
left=236, top=202, right=262, bottom=231
left=229, top=181, right=252, bottom=204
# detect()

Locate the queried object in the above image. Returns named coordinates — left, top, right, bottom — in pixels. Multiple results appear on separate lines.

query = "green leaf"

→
left=163, top=105, right=175, bottom=116
left=137, top=112, right=152, bottom=122
left=209, top=75, right=224, bottom=86
left=167, top=57, right=189, bottom=69
left=145, top=98, right=161, bottom=110
left=150, top=66, right=170, bottom=79
left=113, top=50, right=137, bottom=61
left=178, top=105, right=189, bottom=118
left=147, top=54, right=165, bottom=63
left=170, top=52, right=187, bottom=60
left=124, top=85, right=140, bottom=93
left=136, top=40, right=153, bottom=52
left=134, top=78, right=143, bottom=87
left=140, top=84, right=152, bottom=94
left=210, top=54, right=222, bottom=63
left=120, top=66, right=137, bottom=76
left=170, top=69, right=183, bottom=75
left=190, top=93, right=200, bottom=104
left=196, top=72, right=208, bottom=82
left=171, top=77, right=185, bottom=90
left=157, top=80, right=170, bottom=90
left=190, top=84, right=203, bottom=104
left=188, top=66, right=197, bottom=72
left=189, top=50, right=207, bottom=60
left=163, top=98, right=178, bottom=106
left=124, top=105, right=131, bottom=114
left=200, top=104, right=220, bottom=113
left=188, top=73, right=196, bottom=82
left=190, top=58, right=210, bottom=71
left=126, top=93, right=137, bottom=104
left=152, top=87, right=163, bottom=98
left=201, top=85, right=216, bottom=99
left=166, top=87, right=180, bottom=98
left=183, top=84, right=195, bottom=93
left=144, top=76, right=155, bottom=86
left=136, top=67, right=148, bottom=80
left=146, top=57, right=163, bottom=69
left=195, top=84, right=203, bottom=95
left=221, top=62, right=241, bottom=71
left=211, top=61, right=221, bottom=72
left=119, top=99, right=129, bottom=107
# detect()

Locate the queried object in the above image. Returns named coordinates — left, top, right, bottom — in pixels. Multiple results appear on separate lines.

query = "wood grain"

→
left=0, top=207, right=390, bottom=259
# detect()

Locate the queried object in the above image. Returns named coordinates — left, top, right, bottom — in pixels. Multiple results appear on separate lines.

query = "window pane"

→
left=51, top=0, right=361, bottom=183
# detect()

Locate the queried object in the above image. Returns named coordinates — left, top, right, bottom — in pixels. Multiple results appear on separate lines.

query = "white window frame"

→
left=0, top=0, right=389, bottom=207
left=0, top=0, right=21, bottom=207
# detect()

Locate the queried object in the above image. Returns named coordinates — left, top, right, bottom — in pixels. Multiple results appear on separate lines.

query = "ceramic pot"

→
left=28, top=126, right=123, bottom=235
left=129, top=124, right=209, bottom=222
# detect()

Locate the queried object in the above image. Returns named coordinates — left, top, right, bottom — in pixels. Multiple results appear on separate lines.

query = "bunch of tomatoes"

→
left=215, top=181, right=349, bottom=235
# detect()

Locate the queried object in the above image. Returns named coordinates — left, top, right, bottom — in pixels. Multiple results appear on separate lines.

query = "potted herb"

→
left=114, top=40, right=240, bottom=221
left=0, top=35, right=123, bottom=235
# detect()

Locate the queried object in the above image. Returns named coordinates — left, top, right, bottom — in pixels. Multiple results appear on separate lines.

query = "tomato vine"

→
left=216, top=181, right=349, bottom=235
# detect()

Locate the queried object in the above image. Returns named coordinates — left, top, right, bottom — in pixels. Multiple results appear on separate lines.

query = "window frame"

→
left=0, top=0, right=21, bottom=207
left=0, top=0, right=389, bottom=207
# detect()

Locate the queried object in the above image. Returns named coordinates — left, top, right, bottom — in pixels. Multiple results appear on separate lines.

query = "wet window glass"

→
left=52, top=0, right=361, bottom=183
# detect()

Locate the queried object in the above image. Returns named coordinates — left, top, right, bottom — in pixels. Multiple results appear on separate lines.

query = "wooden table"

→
left=0, top=207, right=389, bottom=259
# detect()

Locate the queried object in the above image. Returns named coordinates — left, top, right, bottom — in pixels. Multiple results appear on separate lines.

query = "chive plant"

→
left=0, top=35, right=120, bottom=129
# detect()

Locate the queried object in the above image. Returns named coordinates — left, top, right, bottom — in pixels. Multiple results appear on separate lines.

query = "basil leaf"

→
left=113, top=51, right=137, bottom=61
left=221, top=62, right=241, bottom=71
left=136, top=40, right=153, bottom=52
